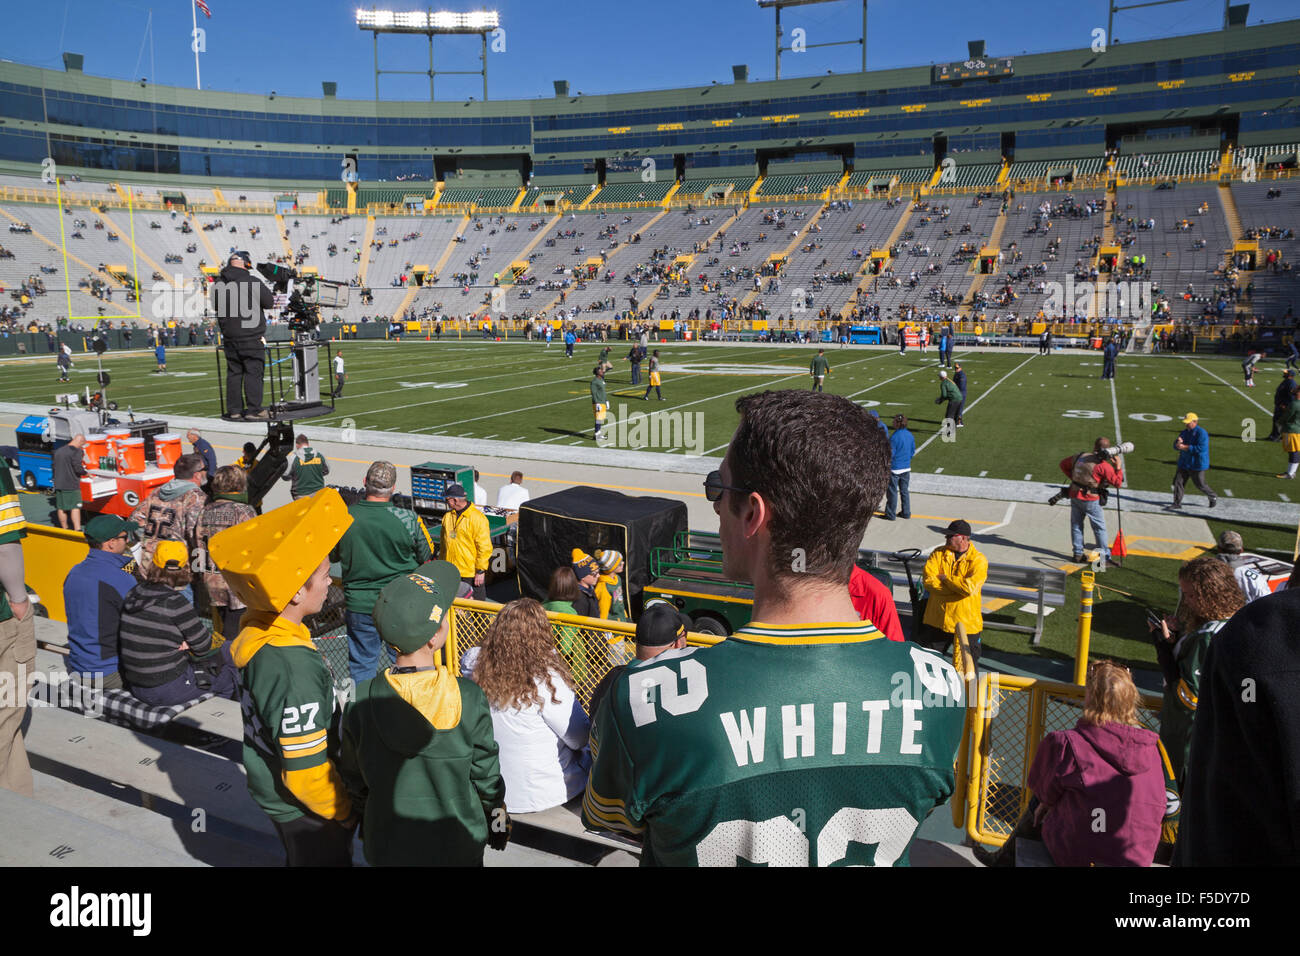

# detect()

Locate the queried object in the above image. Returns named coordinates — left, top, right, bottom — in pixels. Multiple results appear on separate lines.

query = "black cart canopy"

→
left=516, top=486, right=688, bottom=613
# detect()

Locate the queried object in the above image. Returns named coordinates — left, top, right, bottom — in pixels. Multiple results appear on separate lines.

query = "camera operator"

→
left=214, top=251, right=273, bottom=421
left=1058, top=437, right=1125, bottom=566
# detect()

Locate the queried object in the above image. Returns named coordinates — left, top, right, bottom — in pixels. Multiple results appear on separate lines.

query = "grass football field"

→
left=5, top=339, right=1298, bottom=674
left=3, top=339, right=1295, bottom=504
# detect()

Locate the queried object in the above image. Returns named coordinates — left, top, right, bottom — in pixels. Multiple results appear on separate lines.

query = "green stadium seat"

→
left=757, top=172, right=839, bottom=196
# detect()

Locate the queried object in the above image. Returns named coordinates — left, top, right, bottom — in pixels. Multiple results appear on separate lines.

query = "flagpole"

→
left=192, top=0, right=201, bottom=90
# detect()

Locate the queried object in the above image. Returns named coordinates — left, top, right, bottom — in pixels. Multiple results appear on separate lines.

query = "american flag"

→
left=195, top=0, right=211, bottom=17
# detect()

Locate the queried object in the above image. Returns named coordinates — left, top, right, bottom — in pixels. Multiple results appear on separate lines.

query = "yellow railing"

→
left=446, top=598, right=721, bottom=714
left=963, top=672, right=1162, bottom=847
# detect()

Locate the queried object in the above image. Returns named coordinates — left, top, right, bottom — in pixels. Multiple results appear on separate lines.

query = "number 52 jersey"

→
left=582, top=621, right=966, bottom=866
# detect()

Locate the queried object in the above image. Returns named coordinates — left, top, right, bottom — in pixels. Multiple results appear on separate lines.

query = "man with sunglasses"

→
left=584, top=390, right=966, bottom=866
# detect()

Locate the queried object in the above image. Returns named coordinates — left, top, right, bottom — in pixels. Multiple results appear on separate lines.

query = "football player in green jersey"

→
left=584, top=389, right=967, bottom=866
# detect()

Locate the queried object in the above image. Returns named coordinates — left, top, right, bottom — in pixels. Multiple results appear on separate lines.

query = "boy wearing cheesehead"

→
left=337, top=560, right=510, bottom=866
left=209, top=488, right=358, bottom=866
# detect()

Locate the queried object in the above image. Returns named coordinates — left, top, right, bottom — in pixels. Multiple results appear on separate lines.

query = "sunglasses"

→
left=704, top=470, right=751, bottom=503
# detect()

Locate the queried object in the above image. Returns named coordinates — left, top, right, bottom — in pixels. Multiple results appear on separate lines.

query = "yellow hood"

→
left=229, top=610, right=316, bottom=668
left=384, top=667, right=463, bottom=731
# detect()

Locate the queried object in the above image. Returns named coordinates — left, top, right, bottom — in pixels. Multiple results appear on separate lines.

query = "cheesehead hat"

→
left=208, top=488, right=353, bottom=613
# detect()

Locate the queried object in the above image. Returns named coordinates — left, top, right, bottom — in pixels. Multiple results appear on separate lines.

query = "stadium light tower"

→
left=757, top=0, right=867, bottom=80
left=1104, top=0, right=1190, bottom=49
left=356, top=8, right=500, bottom=101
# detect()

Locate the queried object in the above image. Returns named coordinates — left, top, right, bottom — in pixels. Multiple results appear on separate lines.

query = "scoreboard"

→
left=932, top=58, right=1014, bottom=83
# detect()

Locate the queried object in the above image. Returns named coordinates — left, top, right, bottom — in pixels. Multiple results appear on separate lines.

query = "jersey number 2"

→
left=696, top=807, right=920, bottom=867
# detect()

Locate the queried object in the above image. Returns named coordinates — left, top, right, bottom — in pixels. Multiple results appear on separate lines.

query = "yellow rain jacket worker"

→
left=441, top=482, right=493, bottom=600
left=921, top=519, right=989, bottom=665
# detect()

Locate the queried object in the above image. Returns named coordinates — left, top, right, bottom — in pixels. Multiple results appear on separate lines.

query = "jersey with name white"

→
left=583, top=621, right=966, bottom=866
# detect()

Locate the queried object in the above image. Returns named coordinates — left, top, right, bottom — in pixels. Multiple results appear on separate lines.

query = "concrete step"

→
left=0, top=784, right=202, bottom=867
left=29, top=770, right=283, bottom=867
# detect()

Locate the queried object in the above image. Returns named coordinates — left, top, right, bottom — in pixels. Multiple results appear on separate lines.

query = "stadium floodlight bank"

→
left=354, top=9, right=500, bottom=33
left=356, top=7, right=500, bottom=100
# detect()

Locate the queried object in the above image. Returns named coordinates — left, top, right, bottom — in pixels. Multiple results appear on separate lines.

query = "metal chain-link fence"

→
left=448, top=599, right=642, bottom=715
left=969, top=674, right=1162, bottom=846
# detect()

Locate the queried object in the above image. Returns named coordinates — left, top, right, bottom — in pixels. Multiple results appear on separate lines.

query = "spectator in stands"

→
left=335, top=462, right=434, bottom=686
left=569, top=550, right=602, bottom=619
left=237, top=442, right=259, bottom=472
left=460, top=598, right=591, bottom=814
left=215, top=490, right=359, bottom=866
left=975, top=661, right=1165, bottom=867
left=283, top=434, right=329, bottom=500
left=0, top=464, right=34, bottom=796
left=338, top=560, right=509, bottom=866
left=118, top=541, right=238, bottom=706
left=848, top=564, right=903, bottom=642
left=130, top=452, right=208, bottom=584
left=921, top=520, right=988, bottom=665
left=883, top=414, right=914, bottom=521
left=52, top=434, right=87, bottom=532
left=589, top=601, right=691, bottom=716
left=441, top=482, right=492, bottom=601
left=495, top=471, right=530, bottom=510
left=186, top=429, right=218, bottom=478
left=584, top=390, right=965, bottom=865
left=196, top=466, right=258, bottom=639
left=1214, top=531, right=1272, bottom=603
left=1176, top=586, right=1300, bottom=865
left=63, top=515, right=140, bottom=690
left=1148, top=555, right=1245, bottom=787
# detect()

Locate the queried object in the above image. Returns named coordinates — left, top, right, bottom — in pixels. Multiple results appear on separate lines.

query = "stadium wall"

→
left=0, top=21, right=1297, bottom=193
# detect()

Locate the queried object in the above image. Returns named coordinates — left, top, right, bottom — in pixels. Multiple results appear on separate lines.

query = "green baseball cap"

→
left=373, top=560, right=461, bottom=655
left=84, top=514, right=139, bottom=546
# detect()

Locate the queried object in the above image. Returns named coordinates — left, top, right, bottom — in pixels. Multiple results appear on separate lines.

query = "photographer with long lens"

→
left=214, top=251, right=274, bottom=421
left=1055, top=437, right=1127, bottom=565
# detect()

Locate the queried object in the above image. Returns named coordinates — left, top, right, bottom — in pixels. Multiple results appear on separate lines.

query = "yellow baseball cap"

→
left=1182, top=412, right=1198, bottom=424
left=153, top=539, right=189, bottom=571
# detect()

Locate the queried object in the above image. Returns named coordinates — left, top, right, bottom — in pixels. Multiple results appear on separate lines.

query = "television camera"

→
left=255, top=261, right=347, bottom=341
left=1047, top=441, right=1134, bottom=506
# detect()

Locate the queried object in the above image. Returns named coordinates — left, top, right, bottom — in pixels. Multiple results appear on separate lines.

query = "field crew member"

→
left=921, top=519, right=989, bottom=665
left=591, top=366, right=609, bottom=442
left=442, top=482, right=492, bottom=601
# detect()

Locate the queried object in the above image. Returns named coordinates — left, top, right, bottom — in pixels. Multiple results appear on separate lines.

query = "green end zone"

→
left=56, top=178, right=142, bottom=326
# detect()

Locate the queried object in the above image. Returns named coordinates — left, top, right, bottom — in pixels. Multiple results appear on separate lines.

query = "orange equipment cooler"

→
left=118, top=437, right=146, bottom=475
left=153, top=433, right=183, bottom=469
left=83, top=434, right=108, bottom=468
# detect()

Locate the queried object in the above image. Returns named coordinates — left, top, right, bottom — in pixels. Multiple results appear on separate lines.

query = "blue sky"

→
left=2, top=0, right=1294, bottom=102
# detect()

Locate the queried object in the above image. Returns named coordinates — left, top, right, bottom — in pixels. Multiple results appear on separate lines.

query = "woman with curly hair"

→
left=1149, top=555, right=1245, bottom=786
left=977, top=661, right=1166, bottom=866
left=461, top=598, right=591, bottom=813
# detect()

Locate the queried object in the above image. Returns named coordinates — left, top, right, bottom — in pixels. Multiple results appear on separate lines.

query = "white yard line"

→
left=1181, top=358, right=1271, bottom=416
left=1108, top=376, right=1129, bottom=489
left=417, top=350, right=893, bottom=437
left=914, top=353, right=1038, bottom=458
